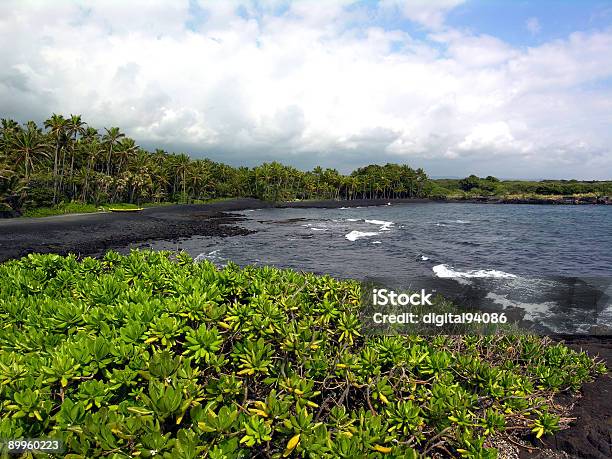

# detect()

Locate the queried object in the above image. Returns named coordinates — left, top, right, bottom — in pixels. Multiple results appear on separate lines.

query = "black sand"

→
left=0, top=198, right=430, bottom=262
left=0, top=198, right=272, bottom=262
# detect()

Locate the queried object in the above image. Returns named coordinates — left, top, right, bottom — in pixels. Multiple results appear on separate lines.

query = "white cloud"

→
left=381, top=0, right=466, bottom=29
left=455, top=122, right=533, bottom=156
left=0, top=0, right=611, bottom=178
left=526, top=17, right=541, bottom=35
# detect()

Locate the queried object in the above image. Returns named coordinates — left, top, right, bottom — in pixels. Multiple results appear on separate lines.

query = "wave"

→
left=311, top=227, right=326, bottom=231
left=365, top=219, right=394, bottom=231
left=435, top=220, right=470, bottom=226
left=345, top=230, right=379, bottom=242
left=365, top=219, right=391, bottom=225
left=432, top=264, right=517, bottom=279
left=372, top=241, right=382, bottom=244
left=195, top=249, right=223, bottom=263
left=485, top=292, right=556, bottom=322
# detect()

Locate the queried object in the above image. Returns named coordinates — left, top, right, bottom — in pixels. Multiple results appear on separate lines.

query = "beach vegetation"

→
left=0, top=250, right=606, bottom=457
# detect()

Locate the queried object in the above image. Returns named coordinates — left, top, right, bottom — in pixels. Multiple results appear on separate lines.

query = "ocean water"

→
left=148, top=203, right=612, bottom=333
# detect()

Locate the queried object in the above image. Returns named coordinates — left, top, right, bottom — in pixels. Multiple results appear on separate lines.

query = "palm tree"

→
left=127, top=150, right=154, bottom=203
left=0, top=162, right=12, bottom=178
left=65, top=115, right=87, bottom=195
left=1, top=119, right=19, bottom=158
left=189, top=160, right=212, bottom=199
left=174, top=153, right=191, bottom=201
left=44, top=114, right=68, bottom=203
left=10, top=122, right=49, bottom=180
left=102, top=127, right=125, bottom=175
left=80, top=138, right=104, bottom=201
left=115, top=138, right=139, bottom=174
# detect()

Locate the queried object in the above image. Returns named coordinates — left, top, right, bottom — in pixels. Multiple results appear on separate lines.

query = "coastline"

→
left=1, top=193, right=610, bottom=220
left=1, top=196, right=611, bottom=263
left=0, top=198, right=472, bottom=263
left=440, top=195, right=612, bottom=205
left=280, top=196, right=612, bottom=206
left=0, top=198, right=269, bottom=263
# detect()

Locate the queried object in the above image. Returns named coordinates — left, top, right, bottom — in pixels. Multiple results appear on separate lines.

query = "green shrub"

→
left=0, top=251, right=605, bottom=458
left=21, top=202, right=99, bottom=218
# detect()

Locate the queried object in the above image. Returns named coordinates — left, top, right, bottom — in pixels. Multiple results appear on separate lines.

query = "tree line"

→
left=434, top=175, right=612, bottom=198
left=0, top=115, right=429, bottom=213
left=1, top=115, right=610, bottom=214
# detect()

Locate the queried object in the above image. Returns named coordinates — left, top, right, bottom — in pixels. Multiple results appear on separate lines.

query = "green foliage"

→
left=21, top=202, right=99, bottom=218
left=436, top=175, right=612, bottom=199
left=0, top=250, right=606, bottom=457
left=1, top=115, right=432, bottom=213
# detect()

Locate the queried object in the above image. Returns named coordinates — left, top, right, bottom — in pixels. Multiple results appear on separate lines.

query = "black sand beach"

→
left=0, top=198, right=269, bottom=262
left=0, top=198, right=428, bottom=262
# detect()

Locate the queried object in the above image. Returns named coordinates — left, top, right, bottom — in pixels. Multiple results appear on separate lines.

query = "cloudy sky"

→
left=2, top=0, right=612, bottom=179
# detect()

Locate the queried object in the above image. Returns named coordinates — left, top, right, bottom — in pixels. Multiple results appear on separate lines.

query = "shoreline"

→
left=1, top=196, right=611, bottom=263
left=0, top=198, right=271, bottom=263
left=1, top=194, right=610, bottom=220
left=280, top=196, right=612, bottom=206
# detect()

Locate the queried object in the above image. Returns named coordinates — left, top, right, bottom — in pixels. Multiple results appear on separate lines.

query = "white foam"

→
left=195, top=249, right=222, bottom=263
left=365, top=219, right=390, bottom=225
left=420, top=255, right=430, bottom=261
left=311, top=227, right=326, bottom=231
left=372, top=241, right=382, bottom=244
left=340, top=207, right=349, bottom=209
left=346, top=218, right=359, bottom=222
left=454, top=220, right=470, bottom=224
left=365, top=219, right=394, bottom=231
left=345, top=230, right=379, bottom=242
left=486, top=293, right=555, bottom=322
left=432, top=264, right=517, bottom=279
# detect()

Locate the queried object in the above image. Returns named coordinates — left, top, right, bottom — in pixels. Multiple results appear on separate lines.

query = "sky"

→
left=1, top=0, right=612, bottom=179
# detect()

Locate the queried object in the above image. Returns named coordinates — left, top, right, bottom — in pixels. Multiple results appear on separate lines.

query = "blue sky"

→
left=448, top=1, right=612, bottom=42
left=1, top=0, right=612, bottom=179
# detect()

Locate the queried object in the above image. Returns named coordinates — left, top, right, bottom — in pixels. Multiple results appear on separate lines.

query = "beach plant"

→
left=0, top=250, right=606, bottom=458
